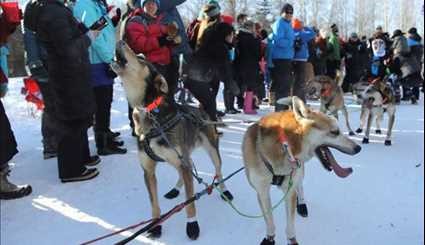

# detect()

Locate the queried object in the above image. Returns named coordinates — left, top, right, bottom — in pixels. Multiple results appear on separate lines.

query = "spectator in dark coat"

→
left=23, top=27, right=59, bottom=160
left=24, top=0, right=100, bottom=182
left=234, top=20, right=261, bottom=114
left=1, top=5, right=32, bottom=199
left=343, top=32, right=367, bottom=92
left=311, top=28, right=328, bottom=76
left=406, top=27, right=424, bottom=101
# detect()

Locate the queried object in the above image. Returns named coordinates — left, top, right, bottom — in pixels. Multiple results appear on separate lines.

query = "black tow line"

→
left=114, top=167, right=245, bottom=245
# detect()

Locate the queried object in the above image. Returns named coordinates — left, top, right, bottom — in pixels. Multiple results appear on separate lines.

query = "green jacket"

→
left=327, top=32, right=341, bottom=61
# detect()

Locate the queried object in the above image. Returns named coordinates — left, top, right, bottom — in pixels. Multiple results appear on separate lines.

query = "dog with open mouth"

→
left=111, top=40, right=234, bottom=240
left=243, top=96, right=361, bottom=245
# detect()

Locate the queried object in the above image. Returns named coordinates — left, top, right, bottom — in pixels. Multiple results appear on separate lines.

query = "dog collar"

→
left=145, top=96, right=164, bottom=113
left=278, top=130, right=300, bottom=168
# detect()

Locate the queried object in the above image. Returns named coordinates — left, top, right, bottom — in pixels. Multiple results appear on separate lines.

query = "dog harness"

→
left=261, top=130, right=300, bottom=186
left=139, top=98, right=206, bottom=163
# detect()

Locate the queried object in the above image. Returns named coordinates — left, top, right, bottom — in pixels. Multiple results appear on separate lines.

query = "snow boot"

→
left=186, top=221, right=200, bottom=240
left=296, top=200, right=308, bottom=217
left=148, top=225, right=162, bottom=238
left=261, top=237, right=275, bottom=245
left=96, top=132, right=127, bottom=156
left=243, top=91, right=257, bottom=115
left=0, top=167, right=32, bottom=200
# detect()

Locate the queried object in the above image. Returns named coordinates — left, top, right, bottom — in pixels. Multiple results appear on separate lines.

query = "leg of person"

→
left=292, top=61, right=307, bottom=102
left=0, top=100, right=32, bottom=199
left=57, top=119, right=99, bottom=182
left=128, top=103, right=136, bottom=136
left=273, top=59, right=293, bottom=111
left=186, top=79, right=218, bottom=121
left=38, top=82, right=58, bottom=159
left=94, top=85, right=127, bottom=156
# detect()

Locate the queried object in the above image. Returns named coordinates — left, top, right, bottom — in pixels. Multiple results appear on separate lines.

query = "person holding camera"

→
left=24, top=0, right=102, bottom=182
left=73, top=0, right=127, bottom=156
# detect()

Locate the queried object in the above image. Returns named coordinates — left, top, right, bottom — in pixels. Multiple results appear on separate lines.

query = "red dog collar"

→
left=145, top=96, right=164, bottom=113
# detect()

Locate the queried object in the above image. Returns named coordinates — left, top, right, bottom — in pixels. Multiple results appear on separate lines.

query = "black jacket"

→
left=234, top=29, right=261, bottom=90
left=24, top=0, right=95, bottom=121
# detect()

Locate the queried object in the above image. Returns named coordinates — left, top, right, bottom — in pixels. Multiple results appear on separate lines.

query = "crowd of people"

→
left=0, top=0, right=423, bottom=200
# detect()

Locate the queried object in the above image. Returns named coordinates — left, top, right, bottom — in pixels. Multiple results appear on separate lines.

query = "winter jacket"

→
left=327, top=32, right=341, bottom=61
left=408, top=38, right=423, bottom=66
left=159, top=0, right=191, bottom=57
left=23, top=28, right=49, bottom=83
left=293, top=27, right=316, bottom=62
left=344, top=39, right=368, bottom=84
left=125, top=9, right=171, bottom=65
left=73, top=0, right=116, bottom=87
left=234, top=29, right=261, bottom=90
left=23, top=0, right=95, bottom=121
left=0, top=46, right=8, bottom=78
left=270, top=18, right=294, bottom=60
left=391, top=35, right=410, bottom=57
left=73, top=0, right=116, bottom=65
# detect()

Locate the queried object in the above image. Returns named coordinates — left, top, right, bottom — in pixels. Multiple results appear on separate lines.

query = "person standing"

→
left=292, top=18, right=315, bottom=102
left=326, top=24, right=341, bottom=79
left=24, top=0, right=100, bottom=182
left=406, top=27, right=423, bottom=102
left=270, top=3, right=295, bottom=111
left=343, top=32, right=367, bottom=93
left=73, top=0, right=127, bottom=155
left=0, top=3, right=32, bottom=199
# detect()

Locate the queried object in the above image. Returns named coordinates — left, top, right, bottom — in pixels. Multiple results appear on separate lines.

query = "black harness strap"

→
left=259, top=151, right=286, bottom=186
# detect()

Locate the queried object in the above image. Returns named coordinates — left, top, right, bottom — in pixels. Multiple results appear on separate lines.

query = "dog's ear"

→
left=154, top=75, right=169, bottom=94
left=292, top=96, right=310, bottom=120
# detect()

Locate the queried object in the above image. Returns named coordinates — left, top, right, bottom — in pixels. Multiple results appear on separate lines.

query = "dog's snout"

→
left=354, top=145, right=362, bottom=154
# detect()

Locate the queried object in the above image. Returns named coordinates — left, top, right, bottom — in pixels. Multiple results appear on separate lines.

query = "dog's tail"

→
left=276, top=96, right=294, bottom=106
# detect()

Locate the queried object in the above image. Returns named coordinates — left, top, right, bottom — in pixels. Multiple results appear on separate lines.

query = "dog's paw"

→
left=147, top=225, right=162, bottom=239
left=297, top=203, right=308, bottom=218
left=186, top=221, right=200, bottom=240
left=260, top=237, right=275, bottom=245
left=288, top=237, right=299, bottom=245
left=375, top=129, right=382, bottom=135
left=356, top=128, right=363, bottom=134
left=164, top=188, right=180, bottom=199
left=220, top=190, right=234, bottom=202
left=362, top=137, right=369, bottom=144
left=349, top=131, right=356, bottom=136
left=385, top=140, right=392, bottom=146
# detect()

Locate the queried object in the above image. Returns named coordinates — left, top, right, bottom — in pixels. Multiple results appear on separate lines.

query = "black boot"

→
left=96, top=132, right=127, bottom=156
left=0, top=167, right=32, bottom=200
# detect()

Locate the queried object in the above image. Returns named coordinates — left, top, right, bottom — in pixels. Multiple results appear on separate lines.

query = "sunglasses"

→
left=286, top=11, right=294, bottom=15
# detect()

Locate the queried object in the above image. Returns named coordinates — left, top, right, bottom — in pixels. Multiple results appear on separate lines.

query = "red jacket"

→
left=125, top=9, right=171, bottom=65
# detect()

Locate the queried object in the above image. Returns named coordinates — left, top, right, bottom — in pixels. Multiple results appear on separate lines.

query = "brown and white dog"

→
left=243, top=97, right=361, bottom=245
left=356, top=78, right=397, bottom=146
left=307, top=75, right=356, bottom=136
left=111, top=40, right=233, bottom=240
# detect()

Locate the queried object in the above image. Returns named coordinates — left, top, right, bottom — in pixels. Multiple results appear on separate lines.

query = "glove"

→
left=29, top=61, right=48, bottom=82
left=0, top=83, right=8, bottom=98
left=158, top=36, right=174, bottom=47
left=166, top=22, right=179, bottom=38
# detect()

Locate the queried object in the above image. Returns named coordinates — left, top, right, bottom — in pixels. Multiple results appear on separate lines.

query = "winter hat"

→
left=242, top=20, right=255, bottom=31
left=222, top=14, right=235, bottom=25
left=142, top=0, right=160, bottom=7
left=207, top=0, right=221, bottom=10
left=391, top=29, right=405, bottom=39
left=350, top=32, right=358, bottom=39
left=203, top=3, right=221, bottom=18
left=408, top=27, right=418, bottom=35
left=292, top=18, right=303, bottom=30
left=281, top=3, right=294, bottom=15
left=331, top=23, right=338, bottom=33
left=376, top=25, right=383, bottom=31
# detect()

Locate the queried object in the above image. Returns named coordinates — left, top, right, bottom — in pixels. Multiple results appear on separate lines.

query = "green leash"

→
left=214, top=169, right=297, bottom=219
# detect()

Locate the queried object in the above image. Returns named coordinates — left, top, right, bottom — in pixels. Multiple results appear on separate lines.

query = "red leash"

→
left=80, top=218, right=154, bottom=245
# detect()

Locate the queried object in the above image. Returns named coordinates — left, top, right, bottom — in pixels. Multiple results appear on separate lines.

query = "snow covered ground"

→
left=1, top=78, right=424, bottom=245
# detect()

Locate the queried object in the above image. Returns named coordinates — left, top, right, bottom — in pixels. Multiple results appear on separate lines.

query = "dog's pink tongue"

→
left=331, top=160, right=353, bottom=178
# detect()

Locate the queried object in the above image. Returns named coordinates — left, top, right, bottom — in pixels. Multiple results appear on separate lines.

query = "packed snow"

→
left=1, top=78, right=424, bottom=245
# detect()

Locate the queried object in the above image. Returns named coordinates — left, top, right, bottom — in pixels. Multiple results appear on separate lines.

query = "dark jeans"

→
left=38, top=82, right=59, bottom=153
left=293, top=61, right=308, bottom=102
left=57, top=118, right=91, bottom=179
left=326, top=60, right=340, bottom=79
left=186, top=79, right=218, bottom=121
left=271, top=59, right=293, bottom=111
left=0, top=100, right=18, bottom=169
left=93, top=85, right=113, bottom=133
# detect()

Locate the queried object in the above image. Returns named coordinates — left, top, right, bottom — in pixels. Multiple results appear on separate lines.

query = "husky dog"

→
left=356, top=78, right=397, bottom=146
left=243, top=97, right=361, bottom=245
left=307, top=75, right=356, bottom=136
left=111, top=40, right=233, bottom=240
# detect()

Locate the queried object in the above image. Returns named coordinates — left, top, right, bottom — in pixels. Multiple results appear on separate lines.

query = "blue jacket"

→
left=0, top=46, right=9, bottom=77
left=73, top=0, right=116, bottom=86
left=270, top=18, right=295, bottom=60
left=23, top=28, right=49, bottom=83
left=293, top=27, right=316, bottom=61
left=407, top=38, right=421, bottom=47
